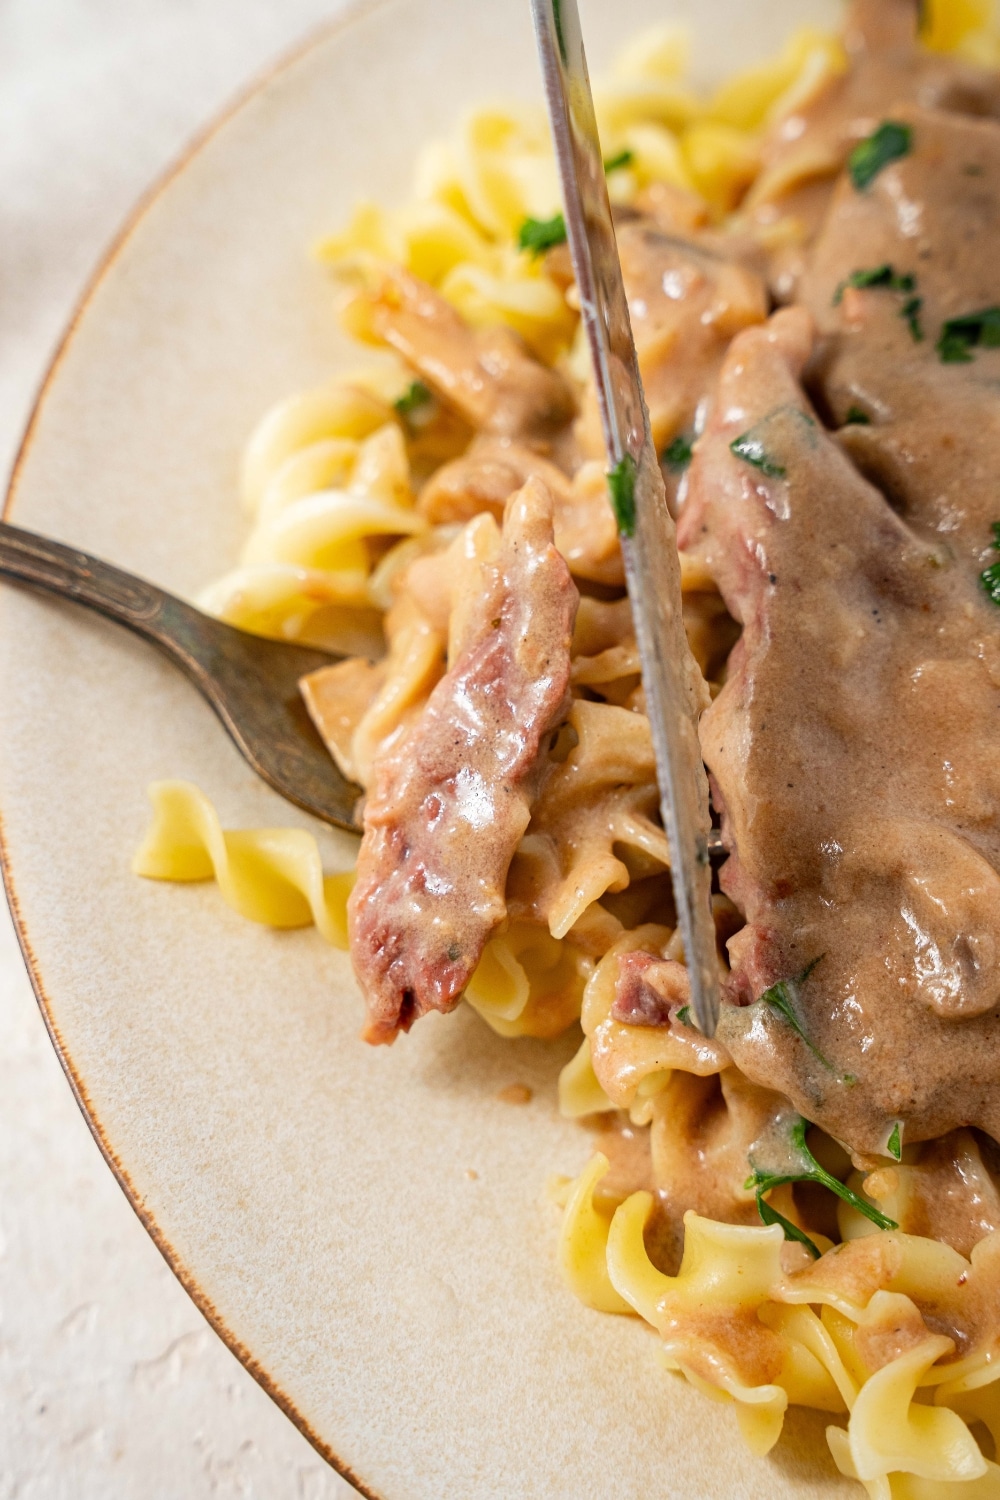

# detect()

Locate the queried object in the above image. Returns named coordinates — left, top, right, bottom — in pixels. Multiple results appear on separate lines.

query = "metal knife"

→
left=530, top=0, right=720, bottom=1034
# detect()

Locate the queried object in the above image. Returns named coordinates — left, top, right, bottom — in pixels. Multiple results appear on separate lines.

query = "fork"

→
left=0, top=520, right=361, bottom=831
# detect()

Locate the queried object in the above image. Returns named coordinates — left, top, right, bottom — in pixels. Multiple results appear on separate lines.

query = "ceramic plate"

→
left=0, top=1, right=851, bottom=1494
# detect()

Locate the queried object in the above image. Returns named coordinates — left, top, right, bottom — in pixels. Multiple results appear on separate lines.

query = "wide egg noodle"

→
left=133, top=780, right=353, bottom=946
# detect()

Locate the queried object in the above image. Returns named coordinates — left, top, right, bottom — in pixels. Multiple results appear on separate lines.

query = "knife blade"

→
left=530, top=0, right=720, bottom=1035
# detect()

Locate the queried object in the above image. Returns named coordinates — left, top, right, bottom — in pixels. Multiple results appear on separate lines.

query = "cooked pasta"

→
left=133, top=780, right=353, bottom=946
left=134, top=0, right=1000, bottom=1489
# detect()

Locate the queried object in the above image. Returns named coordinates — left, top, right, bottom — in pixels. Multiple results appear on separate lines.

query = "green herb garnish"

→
left=902, top=295, right=924, bottom=341
left=980, top=522, right=1000, bottom=606
left=756, top=1193, right=822, bottom=1259
left=758, top=958, right=844, bottom=1070
left=937, top=307, right=1000, bottom=364
left=730, top=432, right=786, bottom=478
left=675, top=1005, right=692, bottom=1027
left=604, top=148, right=635, bottom=173
left=747, top=1112, right=898, bottom=1237
left=848, top=121, right=912, bottom=191
left=833, top=266, right=922, bottom=340
left=730, top=406, right=816, bottom=481
left=833, top=265, right=914, bottom=303
left=518, top=213, right=568, bottom=256
left=607, top=453, right=638, bottom=537
left=552, top=0, right=568, bottom=63
left=394, top=380, right=433, bottom=419
left=886, top=1122, right=902, bottom=1161
left=663, top=434, right=693, bottom=470
left=844, top=406, right=871, bottom=425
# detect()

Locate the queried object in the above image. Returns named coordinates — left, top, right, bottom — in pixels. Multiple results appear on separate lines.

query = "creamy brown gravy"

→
left=679, top=90, right=1000, bottom=1159
left=681, top=298, right=1000, bottom=1156
left=701, top=90, right=1000, bottom=1158
left=742, top=0, right=1000, bottom=298
left=576, top=224, right=768, bottom=466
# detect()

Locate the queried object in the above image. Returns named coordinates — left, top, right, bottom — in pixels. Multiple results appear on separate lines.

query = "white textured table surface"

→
left=0, top=2, right=358, bottom=1493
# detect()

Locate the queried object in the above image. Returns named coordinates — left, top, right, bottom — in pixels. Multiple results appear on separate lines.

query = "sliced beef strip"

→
left=679, top=306, right=1000, bottom=1158
left=800, top=105, right=1000, bottom=573
left=575, top=223, right=768, bottom=489
left=745, top=0, right=1000, bottom=297
left=419, top=225, right=768, bottom=548
left=417, top=436, right=623, bottom=587
left=610, top=950, right=691, bottom=1028
left=350, top=266, right=575, bottom=449
left=348, top=476, right=578, bottom=1044
left=802, top=106, right=1000, bottom=333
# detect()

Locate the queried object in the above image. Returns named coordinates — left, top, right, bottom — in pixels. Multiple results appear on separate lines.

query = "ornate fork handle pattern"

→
left=0, top=519, right=361, bottom=831
left=0, top=522, right=174, bottom=629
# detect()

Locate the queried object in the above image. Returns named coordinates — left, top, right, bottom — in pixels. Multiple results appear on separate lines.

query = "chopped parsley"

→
left=747, top=1112, right=898, bottom=1249
left=937, top=307, right=1000, bottom=364
left=844, top=405, right=871, bottom=425
left=980, top=522, right=1000, bottom=607
left=607, top=453, right=638, bottom=537
left=730, top=432, right=786, bottom=478
left=393, top=380, right=433, bottom=419
left=604, top=148, right=635, bottom=173
left=902, top=295, right=924, bottom=342
left=663, top=434, right=694, bottom=470
left=833, top=265, right=923, bottom=341
left=518, top=213, right=567, bottom=256
left=833, top=265, right=914, bottom=303
left=675, top=1005, right=692, bottom=1027
left=848, top=121, right=912, bottom=191
left=756, top=1194, right=822, bottom=1259
left=886, top=1122, right=902, bottom=1161
left=552, top=0, right=568, bottom=63
left=757, top=958, right=852, bottom=1078
left=730, top=406, right=816, bottom=481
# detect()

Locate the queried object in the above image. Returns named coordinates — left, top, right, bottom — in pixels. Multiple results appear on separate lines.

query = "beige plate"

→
left=0, top=0, right=852, bottom=1494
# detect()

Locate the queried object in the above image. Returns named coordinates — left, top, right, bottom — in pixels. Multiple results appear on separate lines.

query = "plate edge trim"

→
left=0, top=4, right=410, bottom=1493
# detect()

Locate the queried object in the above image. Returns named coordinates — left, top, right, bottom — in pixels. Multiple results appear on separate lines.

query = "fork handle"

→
left=0, top=518, right=214, bottom=666
left=2, top=518, right=175, bottom=625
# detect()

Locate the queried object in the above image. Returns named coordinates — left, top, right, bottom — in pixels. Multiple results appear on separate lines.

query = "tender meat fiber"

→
left=680, top=306, right=1000, bottom=1157
left=610, top=950, right=690, bottom=1028
left=348, top=478, right=577, bottom=1044
left=746, top=0, right=1000, bottom=296
left=348, top=266, right=575, bottom=448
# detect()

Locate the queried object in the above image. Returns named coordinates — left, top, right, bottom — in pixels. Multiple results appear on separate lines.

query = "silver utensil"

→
left=0, top=520, right=360, bottom=830
left=531, top=0, right=720, bottom=1033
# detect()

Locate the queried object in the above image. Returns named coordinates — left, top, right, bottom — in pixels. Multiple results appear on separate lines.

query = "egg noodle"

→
left=135, top=3, right=1000, bottom=1491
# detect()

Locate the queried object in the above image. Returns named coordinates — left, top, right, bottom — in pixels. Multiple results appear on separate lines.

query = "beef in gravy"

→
left=743, top=0, right=1000, bottom=298
left=345, top=0, right=1000, bottom=1177
left=349, top=478, right=577, bottom=1043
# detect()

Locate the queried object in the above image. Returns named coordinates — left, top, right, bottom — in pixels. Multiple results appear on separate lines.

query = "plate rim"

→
left=0, top=5, right=404, bottom=1491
